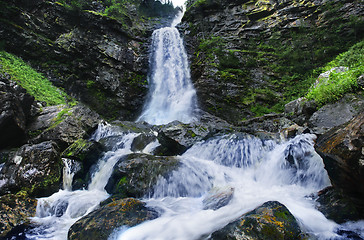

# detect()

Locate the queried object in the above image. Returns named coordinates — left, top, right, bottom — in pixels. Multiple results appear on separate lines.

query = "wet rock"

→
left=28, top=104, right=101, bottom=149
left=0, top=78, right=35, bottom=149
left=105, top=153, right=179, bottom=198
left=0, top=191, right=37, bottom=237
left=316, top=187, right=362, bottom=223
left=202, top=186, right=234, bottom=210
left=68, top=198, right=158, bottom=240
left=315, top=112, right=364, bottom=210
left=210, top=201, right=304, bottom=240
left=0, top=141, right=62, bottom=197
left=308, top=94, right=364, bottom=135
left=61, top=139, right=105, bottom=190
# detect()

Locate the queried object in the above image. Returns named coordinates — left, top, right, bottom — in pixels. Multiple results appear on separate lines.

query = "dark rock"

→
left=210, top=201, right=304, bottom=240
left=358, top=75, right=364, bottom=88
left=68, top=198, right=158, bottom=240
left=308, top=94, right=364, bottom=135
left=0, top=141, right=62, bottom=197
left=28, top=104, right=101, bottom=150
left=0, top=78, right=35, bottom=149
left=316, top=187, right=362, bottom=223
left=0, top=191, right=37, bottom=237
left=105, top=153, right=179, bottom=198
left=61, top=139, right=105, bottom=190
left=315, top=112, right=364, bottom=212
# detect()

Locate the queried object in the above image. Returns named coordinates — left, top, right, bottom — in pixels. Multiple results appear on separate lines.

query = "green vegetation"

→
left=0, top=51, right=74, bottom=106
left=306, top=40, right=364, bottom=106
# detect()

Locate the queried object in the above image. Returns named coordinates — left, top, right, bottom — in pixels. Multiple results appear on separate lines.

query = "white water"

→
left=26, top=124, right=139, bottom=240
left=113, top=134, right=349, bottom=240
left=137, top=15, right=197, bottom=125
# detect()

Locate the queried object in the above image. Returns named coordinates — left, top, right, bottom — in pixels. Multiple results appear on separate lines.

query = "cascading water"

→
left=137, top=13, right=198, bottom=125
left=25, top=124, right=141, bottom=240
left=113, top=134, right=353, bottom=240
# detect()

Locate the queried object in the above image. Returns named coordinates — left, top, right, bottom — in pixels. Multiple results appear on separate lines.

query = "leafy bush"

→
left=0, top=51, right=70, bottom=106
left=306, top=40, right=364, bottom=106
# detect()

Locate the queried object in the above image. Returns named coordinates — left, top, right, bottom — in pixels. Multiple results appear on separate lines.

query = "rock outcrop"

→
left=181, top=0, right=363, bottom=124
left=315, top=112, right=364, bottom=213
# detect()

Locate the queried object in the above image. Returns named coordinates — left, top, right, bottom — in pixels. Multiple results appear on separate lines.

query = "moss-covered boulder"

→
left=0, top=141, right=62, bottom=197
left=210, top=201, right=304, bottom=240
left=105, top=153, right=179, bottom=198
left=0, top=191, right=37, bottom=238
left=68, top=198, right=158, bottom=240
left=62, top=138, right=104, bottom=190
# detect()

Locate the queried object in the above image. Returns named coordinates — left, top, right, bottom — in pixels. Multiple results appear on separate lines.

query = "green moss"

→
left=63, top=139, right=89, bottom=160
left=0, top=51, right=71, bottom=106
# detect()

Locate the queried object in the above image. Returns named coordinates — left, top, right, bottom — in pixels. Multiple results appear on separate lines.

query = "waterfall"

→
left=137, top=17, right=198, bottom=125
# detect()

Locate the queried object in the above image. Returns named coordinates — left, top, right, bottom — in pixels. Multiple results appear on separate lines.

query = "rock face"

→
left=68, top=198, right=158, bottom=240
left=105, top=153, right=179, bottom=198
left=315, top=112, right=364, bottom=212
left=0, top=77, right=35, bottom=149
left=0, top=141, right=62, bottom=197
left=181, top=0, right=364, bottom=124
left=0, top=0, right=156, bottom=120
left=210, top=201, right=304, bottom=240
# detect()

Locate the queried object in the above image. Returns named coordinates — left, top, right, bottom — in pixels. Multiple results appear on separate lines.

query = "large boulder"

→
left=308, top=94, right=364, bottom=135
left=105, top=153, right=179, bottom=198
left=68, top=198, right=158, bottom=240
left=28, top=104, right=101, bottom=149
left=0, top=141, right=62, bottom=197
left=0, top=77, right=35, bottom=149
left=0, top=191, right=37, bottom=238
left=210, top=201, right=304, bottom=240
left=315, top=112, right=364, bottom=211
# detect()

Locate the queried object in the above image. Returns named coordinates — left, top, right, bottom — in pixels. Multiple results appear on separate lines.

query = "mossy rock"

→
left=105, top=153, right=179, bottom=198
left=68, top=198, right=158, bottom=240
left=211, top=201, right=305, bottom=240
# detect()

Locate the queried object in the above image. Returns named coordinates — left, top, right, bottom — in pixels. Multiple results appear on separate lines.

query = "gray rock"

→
left=308, top=94, right=364, bottom=134
left=202, top=186, right=234, bottom=210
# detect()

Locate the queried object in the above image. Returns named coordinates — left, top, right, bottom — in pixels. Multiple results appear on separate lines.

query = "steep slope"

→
left=181, top=0, right=364, bottom=124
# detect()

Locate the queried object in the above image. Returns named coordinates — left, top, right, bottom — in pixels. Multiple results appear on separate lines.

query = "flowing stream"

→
left=24, top=14, right=364, bottom=240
